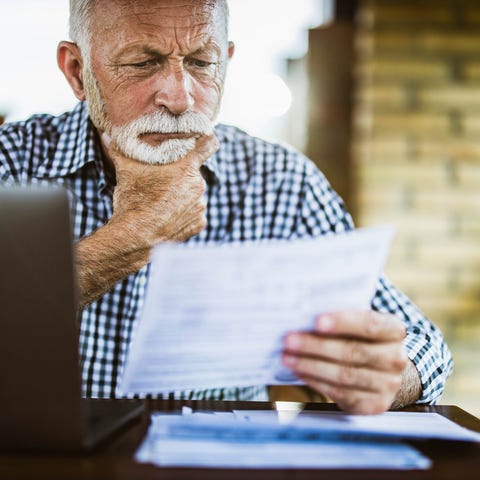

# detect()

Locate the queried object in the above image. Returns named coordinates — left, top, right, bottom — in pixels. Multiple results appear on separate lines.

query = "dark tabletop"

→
left=1, top=400, right=480, bottom=480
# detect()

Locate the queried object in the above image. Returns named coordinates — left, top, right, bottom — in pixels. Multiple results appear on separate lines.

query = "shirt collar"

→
left=207, top=124, right=236, bottom=186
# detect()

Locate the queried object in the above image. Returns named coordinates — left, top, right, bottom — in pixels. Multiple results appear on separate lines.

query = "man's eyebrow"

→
left=113, top=45, right=168, bottom=62
left=189, top=41, right=222, bottom=57
left=139, top=46, right=169, bottom=58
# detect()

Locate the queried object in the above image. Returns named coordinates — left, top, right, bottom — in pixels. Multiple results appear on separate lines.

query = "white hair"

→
left=69, top=0, right=92, bottom=63
left=69, top=0, right=229, bottom=64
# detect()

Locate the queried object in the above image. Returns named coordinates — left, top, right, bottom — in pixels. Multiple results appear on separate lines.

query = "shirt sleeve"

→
left=296, top=158, right=354, bottom=237
left=297, top=159, right=453, bottom=404
left=372, top=276, right=453, bottom=404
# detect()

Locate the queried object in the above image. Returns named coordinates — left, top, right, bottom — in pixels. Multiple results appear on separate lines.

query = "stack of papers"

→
left=135, top=409, right=480, bottom=469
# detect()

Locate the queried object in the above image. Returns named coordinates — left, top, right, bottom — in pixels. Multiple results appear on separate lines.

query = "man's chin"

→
left=115, top=137, right=197, bottom=165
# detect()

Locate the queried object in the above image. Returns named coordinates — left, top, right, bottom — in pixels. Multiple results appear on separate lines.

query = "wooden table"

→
left=1, top=400, right=479, bottom=480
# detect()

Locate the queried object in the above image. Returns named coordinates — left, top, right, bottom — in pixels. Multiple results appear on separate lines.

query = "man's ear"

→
left=227, top=41, right=235, bottom=60
left=57, top=41, right=86, bottom=101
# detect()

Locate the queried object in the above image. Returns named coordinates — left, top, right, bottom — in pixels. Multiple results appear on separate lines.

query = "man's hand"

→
left=282, top=311, right=422, bottom=414
left=75, top=134, right=219, bottom=308
left=107, top=134, right=219, bottom=245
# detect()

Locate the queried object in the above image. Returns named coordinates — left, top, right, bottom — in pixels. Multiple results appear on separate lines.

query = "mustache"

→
left=113, top=110, right=214, bottom=137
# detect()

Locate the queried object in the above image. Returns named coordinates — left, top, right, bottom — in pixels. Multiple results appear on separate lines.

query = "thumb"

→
left=102, top=131, right=112, bottom=148
left=100, top=131, right=118, bottom=163
left=188, top=134, right=220, bottom=168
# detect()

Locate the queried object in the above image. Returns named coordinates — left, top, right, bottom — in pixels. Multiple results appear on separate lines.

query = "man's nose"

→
left=153, top=65, right=194, bottom=115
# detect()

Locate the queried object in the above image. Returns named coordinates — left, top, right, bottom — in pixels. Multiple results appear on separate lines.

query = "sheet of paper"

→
left=120, top=226, right=394, bottom=395
left=135, top=412, right=432, bottom=470
left=232, top=410, right=480, bottom=443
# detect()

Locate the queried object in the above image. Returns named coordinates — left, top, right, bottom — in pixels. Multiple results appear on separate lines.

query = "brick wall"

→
left=353, top=0, right=480, bottom=415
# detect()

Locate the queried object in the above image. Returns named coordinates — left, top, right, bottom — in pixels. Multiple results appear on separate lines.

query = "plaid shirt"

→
left=0, top=102, right=453, bottom=402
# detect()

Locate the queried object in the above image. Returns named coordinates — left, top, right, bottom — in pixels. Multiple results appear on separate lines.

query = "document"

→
left=134, top=408, right=480, bottom=469
left=120, top=226, right=394, bottom=395
left=231, top=409, right=480, bottom=442
left=135, top=410, right=436, bottom=469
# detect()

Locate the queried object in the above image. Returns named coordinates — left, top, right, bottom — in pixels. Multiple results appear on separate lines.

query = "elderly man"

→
left=0, top=0, right=452, bottom=413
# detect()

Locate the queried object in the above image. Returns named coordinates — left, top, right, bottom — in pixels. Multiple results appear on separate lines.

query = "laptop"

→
left=0, top=187, right=143, bottom=451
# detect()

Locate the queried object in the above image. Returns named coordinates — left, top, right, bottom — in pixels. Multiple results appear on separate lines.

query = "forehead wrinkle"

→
left=91, top=0, right=223, bottom=34
left=95, top=15, right=218, bottom=53
left=111, top=31, right=218, bottom=60
left=109, top=1, right=217, bottom=27
left=89, top=0, right=227, bottom=68
left=124, top=13, right=213, bottom=29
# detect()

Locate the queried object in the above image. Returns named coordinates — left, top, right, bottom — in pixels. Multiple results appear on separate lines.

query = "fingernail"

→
left=102, top=132, right=112, bottom=147
left=285, top=334, right=303, bottom=350
left=317, top=315, right=334, bottom=332
left=282, top=354, right=296, bottom=367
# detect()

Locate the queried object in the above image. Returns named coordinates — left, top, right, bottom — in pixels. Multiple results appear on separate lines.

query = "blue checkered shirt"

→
left=0, top=102, right=453, bottom=402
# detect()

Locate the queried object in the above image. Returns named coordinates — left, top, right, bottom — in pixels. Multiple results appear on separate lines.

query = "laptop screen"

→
left=0, top=187, right=84, bottom=450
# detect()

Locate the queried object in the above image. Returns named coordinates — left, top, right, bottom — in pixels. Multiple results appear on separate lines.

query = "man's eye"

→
left=187, top=58, right=214, bottom=68
left=128, top=60, right=157, bottom=69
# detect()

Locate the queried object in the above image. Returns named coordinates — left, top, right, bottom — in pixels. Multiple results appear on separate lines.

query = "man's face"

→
left=82, top=0, right=230, bottom=164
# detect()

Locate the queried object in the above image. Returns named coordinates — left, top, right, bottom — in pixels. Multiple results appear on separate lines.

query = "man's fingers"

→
left=297, top=375, right=395, bottom=415
left=314, top=310, right=406, bottom=342
left=284, top=333, right=408, bottom=372
left=281, top=311, right=408, bottom=415
left=282, top=354, right=402, bottom=394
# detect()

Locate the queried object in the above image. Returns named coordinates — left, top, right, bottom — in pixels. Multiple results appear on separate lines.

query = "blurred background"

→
left=1, top=0, right=479, bottom=416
